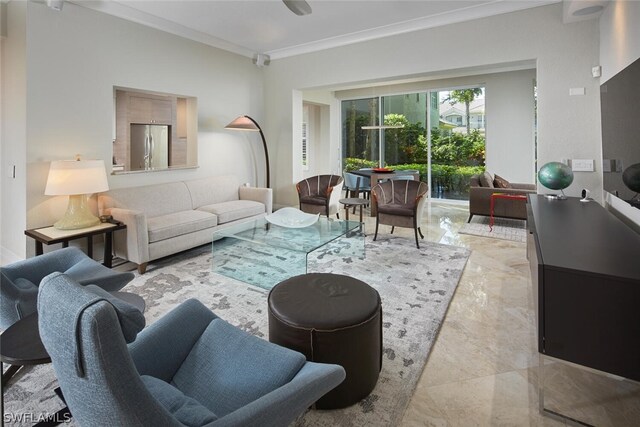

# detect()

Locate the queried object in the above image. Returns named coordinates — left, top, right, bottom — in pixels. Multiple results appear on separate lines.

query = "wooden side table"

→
left=489, top=193, right=528, bottom=231
left=25, top=222, right=126, bottom=268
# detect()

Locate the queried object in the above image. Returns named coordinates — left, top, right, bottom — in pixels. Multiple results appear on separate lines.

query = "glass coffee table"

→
left=211, top=217, right=364, bottom=289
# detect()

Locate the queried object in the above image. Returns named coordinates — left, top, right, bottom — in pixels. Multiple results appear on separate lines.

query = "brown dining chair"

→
left=371, top=180, right=429, bottom=248
left=296, top=175, right=344, bottom=218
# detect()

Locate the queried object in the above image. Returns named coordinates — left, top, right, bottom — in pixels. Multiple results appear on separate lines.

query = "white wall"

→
left=335, top=69, right=537, bottom=185
left=1, top=1, right=27, bottom=264
left=1, top=1, right=263, bottom=259
left=264, top=3, right=601, bottom=208
left=485, top=69, right=536, bottom=184
left=599, top=0, right=640, bottom=228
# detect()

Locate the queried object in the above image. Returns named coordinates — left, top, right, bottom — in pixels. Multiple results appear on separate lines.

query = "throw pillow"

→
left=479, top=171, right=494, bottom=188
left=494, top=174, right=512, bottom=189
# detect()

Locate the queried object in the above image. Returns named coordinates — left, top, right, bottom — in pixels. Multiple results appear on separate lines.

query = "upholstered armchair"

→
left=296, top=175, right=344, bottom=218
left=468, top=172, right=536, bottom=222
left=38, top=273, right=346, bottom=427
left=0, top=247, right=133, bottom=330
left=371, top=180, right=429, bottom=248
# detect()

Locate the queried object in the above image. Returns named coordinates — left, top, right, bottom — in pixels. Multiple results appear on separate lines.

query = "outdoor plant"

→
left=343, top=110, right=486, bottom=199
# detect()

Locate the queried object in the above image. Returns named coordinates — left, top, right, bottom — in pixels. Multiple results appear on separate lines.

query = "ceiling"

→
left=74, top=0, right=568, bottom=60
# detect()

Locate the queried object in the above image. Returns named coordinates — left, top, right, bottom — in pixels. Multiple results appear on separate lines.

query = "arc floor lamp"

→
left=225, top=115, right=270, bottom=188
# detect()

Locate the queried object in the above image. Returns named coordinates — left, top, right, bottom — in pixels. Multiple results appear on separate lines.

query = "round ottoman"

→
left=268, top=273, right=382, bottom=409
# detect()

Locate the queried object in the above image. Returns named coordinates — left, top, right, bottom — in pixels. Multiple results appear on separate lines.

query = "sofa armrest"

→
left=239, top=187, right=273, bottom=214
left=471, top=186, right=535, bottom=197
left=110, top=207, right=150, bottom=265
left=511, top=183, right=537, bottom=191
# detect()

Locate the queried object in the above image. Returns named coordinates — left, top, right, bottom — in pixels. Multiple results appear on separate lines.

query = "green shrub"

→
left=343, top=159, right=485, bottom=197
left=343, top=158, right=378, bottom=171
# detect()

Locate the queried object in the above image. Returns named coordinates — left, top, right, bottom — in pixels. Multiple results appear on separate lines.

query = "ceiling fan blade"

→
left=283, top=0, right=312, bottom=16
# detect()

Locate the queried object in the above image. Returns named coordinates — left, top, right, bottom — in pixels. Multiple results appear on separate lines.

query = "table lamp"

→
left=45, top=158, right=109, bottom=230
left=225, top=115, right=270, bottom=188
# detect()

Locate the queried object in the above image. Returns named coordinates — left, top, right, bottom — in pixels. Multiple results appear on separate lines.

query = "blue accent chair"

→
left=343, top=172, right=371, bottom=199
left=38, top=273, right=346, bottom=427
left=0, top=247, right=134, bottom=329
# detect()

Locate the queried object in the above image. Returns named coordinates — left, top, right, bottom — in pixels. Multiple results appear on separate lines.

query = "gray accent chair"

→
left=0, top=247, right=133, bottom=330
left=296, top=175, right=344, bottom=218
left=371, top=180, right=429, bottom=248
left=343, top=172, right=371, bottom=199
left=38, top=272, right=346, bottom=427
left=468, top=173, right=536, bottom=222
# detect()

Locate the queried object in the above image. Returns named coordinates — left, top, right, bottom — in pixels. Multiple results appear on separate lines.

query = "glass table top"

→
left=211, top=216, right=365, bottom=289
left=213, top=216, right=361, bottom=254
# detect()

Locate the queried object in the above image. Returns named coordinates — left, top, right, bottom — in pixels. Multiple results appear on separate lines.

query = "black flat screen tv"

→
left=601, top=57, right=640, bottom=210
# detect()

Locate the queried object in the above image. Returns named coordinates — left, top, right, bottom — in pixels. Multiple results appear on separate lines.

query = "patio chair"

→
left=296, top=175, right=344, bottom=218
left=371, top=180, right=429, bottom=248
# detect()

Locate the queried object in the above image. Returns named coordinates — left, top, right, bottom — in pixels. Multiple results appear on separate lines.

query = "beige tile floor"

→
left=342, top=200, right=640, bottom=427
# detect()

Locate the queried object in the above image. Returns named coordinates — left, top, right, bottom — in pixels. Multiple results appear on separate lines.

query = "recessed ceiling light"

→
left=572, top=5, right=604, bottom=16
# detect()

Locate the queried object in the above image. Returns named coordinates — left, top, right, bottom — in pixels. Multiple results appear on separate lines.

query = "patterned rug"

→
left=458, top=216, right=527, bottom=243
left=3, top=236, right=470, bottom=427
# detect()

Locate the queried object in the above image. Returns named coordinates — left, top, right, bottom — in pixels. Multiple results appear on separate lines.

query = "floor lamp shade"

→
left=45, top=159, right=109, bottom=230
left=225, top=115, right=270, bottom=188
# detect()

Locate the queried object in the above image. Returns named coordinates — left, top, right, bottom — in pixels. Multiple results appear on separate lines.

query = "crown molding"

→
left=266, top=0, right=559, bottom=60
left=70, top=0, right=255, bottom=58
left=71, top=0, right=558, bottom=61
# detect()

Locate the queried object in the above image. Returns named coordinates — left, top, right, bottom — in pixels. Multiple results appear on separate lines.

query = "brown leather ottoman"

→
left=268, top=272, right=382, bottom=409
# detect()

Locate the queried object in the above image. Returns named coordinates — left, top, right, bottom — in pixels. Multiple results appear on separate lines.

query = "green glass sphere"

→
left=622, top=163, right=640, bottom=193
left=538, top=162, right=574, bottom=190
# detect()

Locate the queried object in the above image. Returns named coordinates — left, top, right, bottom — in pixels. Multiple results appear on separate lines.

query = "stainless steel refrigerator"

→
left=130, top=124, right=169, bottom=171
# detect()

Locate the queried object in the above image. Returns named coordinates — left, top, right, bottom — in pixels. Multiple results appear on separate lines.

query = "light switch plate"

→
left=569, top=87, right=586, bottom=96
left=572, top=159, right=594, bottom=172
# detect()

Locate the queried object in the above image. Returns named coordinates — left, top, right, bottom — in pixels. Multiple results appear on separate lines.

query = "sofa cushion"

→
left=99, top=182, right=192, bottom=218
left=141, top=375, right=218, bottom=426
left=197, top=200, right=264, bottom=225
left=493, top=174, right=512, bottom=189
left=147, top=211, right=218, bottom=243
left=300, top=195, right=327, bottom=206
left=378, top=203, right=414, bottom=217
left=185, top=175, right=240, bottom=209
left=479, top=172, right=494, bottom=188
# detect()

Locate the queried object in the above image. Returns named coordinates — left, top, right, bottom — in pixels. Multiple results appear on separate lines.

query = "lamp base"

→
left=54, top=194, right=100, bottom=230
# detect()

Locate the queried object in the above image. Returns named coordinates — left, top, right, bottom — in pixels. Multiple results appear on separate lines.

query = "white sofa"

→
left=98, top=175, right=272, bottom=274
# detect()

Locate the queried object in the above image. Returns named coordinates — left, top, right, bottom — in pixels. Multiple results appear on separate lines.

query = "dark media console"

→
left=527, top=195, right=640, bottom=381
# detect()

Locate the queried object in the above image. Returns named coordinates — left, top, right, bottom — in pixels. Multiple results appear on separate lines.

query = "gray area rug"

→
left=3, top=235, right=470, bottom=427
left=458, top=216, right=527, bottom=243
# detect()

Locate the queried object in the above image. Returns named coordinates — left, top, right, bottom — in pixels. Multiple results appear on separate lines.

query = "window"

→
left=341, top=86, right=486, bottom=201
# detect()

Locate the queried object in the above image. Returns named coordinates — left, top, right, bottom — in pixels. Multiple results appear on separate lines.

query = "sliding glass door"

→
left=341, top=87, right=486, bottom=201
left=341, top=98, right=379, bottom=170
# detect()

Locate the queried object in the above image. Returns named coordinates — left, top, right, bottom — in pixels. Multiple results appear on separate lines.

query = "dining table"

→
left=349, top=169, right=421, bottom=216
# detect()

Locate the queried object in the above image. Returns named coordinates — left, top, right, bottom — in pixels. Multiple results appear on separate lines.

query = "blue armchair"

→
left=38, top=273, right=345, bottom=427
left=0, top=247, right=134, bottom=329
